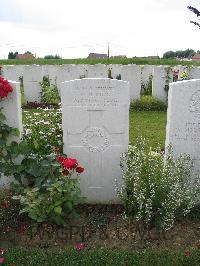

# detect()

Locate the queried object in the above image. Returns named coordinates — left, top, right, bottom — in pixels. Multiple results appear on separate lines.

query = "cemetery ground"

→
left=1, top=107, right=200, bottom=265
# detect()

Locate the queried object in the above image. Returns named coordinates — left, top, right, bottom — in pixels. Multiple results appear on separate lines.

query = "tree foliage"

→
left=163, top=49, right=195, bottom=59
left=44, top=54, right=62, bottom=59
left=8, top=51, right=18, bottom=59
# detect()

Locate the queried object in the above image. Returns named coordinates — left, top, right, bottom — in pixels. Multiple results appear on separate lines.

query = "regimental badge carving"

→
left=81, top=127, right=110, bottom=152
left=189, top=90, right=200, bottom=113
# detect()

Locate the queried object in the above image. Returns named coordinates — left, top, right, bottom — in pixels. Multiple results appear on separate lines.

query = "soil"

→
left=1, top=204, right=200, bottom=250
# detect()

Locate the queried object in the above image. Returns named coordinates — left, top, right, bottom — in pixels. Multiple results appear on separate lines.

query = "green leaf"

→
left=54, top=206, right=62, bottom=215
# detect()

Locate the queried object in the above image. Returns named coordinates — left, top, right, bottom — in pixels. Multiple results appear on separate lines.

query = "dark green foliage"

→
left=44, top=55, right=62, bottom=59
left=8, top=51, right=18, bottom=59
left=130, top=96, right=167, bottom=112
left=40, top=76, right=60, bottom=105
left=163, top=49, right=195, bottom=59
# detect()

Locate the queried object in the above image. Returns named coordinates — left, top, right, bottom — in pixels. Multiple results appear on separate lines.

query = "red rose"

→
left=56, top=156, right=65, bottom=164
left=62, top=158, right=78, bottom=170
left=184, top=250, right=191, bottom=257
left=0, top=201, right=9, bottom=209
left=0, top=257, right=5, bottom=264
left=76, top=166, right=84, bottom=174
left=75, top=242, right=85, bottom=251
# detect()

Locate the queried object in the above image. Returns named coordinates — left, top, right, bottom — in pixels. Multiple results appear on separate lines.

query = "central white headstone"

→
left=61, top=78, right=130, bottom=203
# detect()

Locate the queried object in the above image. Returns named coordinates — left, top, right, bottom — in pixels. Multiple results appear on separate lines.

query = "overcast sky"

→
left=0, top=0, right=199, bottom=59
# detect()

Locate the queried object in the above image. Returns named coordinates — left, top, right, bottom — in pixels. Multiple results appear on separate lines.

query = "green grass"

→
left=1, top=57, right=200, bottom=66
left=3, top=248, right=200, bottom=266
left=129, top=111, right=167, bottom=149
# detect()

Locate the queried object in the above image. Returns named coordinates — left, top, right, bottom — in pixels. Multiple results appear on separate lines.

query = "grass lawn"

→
left=129, top=111, right=167, bottom=149
left=3, top=247, right=200, bottom=266
left=1, top=57, right=200, bottom=66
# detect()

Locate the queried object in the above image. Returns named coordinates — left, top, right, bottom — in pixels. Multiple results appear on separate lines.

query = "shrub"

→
left=13, top=155, right=85, bottom=225
left=40, top=76, right=60, bottom=105
left=141, top=75, right=153, bottom=96
left=119, top=138, right=200, bottom=233
left=130, top=95, right=167, bottom=111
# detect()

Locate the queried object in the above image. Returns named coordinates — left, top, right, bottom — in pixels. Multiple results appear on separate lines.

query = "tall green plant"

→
left=40, top=76, right=60, bottom=105
left=119, top=138, right=200, bottom=233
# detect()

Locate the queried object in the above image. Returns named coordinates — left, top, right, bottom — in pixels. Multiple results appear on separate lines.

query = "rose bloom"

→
left=0, top=200, right=9, bottom=209
left=75, top=242, right=85, bottom=251
left=184, top=250, right=191, bottom=257
left=62, top=158, right=78, bottom=170
left=56, top=156, right=65, bottom=164
left=0, top=257, right=5, bottom=264
left=76, top=166, right=84, bottom=174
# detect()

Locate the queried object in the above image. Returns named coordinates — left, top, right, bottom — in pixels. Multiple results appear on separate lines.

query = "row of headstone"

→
left=1, top=77, right=200, bottom=203
left=1, top=64, right=140, bottom=102
left=4, top=64, right=200, bottom=103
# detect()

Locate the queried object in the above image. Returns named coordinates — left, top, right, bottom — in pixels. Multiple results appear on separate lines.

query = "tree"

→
left=187, top=5, right=200, bottom=28
left=44, top=54, right=62, bottom=59
left=24, top=51, right=32, bottom=54
left=163, top=51, right=175, bottom=59
left=8, top=51, right=18, bottom=59
left=163, top=49, right=195, bottom=59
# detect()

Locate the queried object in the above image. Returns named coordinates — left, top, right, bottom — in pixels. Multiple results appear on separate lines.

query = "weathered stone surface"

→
left=0, top=81, right=22, bottom=188
left=165, top=79, right=200, bottom=173
left=61, top=78, right=130, bottom=203
left=121, top=64, right=141, bottom=100
left=152, top=66, right=173, bottom=101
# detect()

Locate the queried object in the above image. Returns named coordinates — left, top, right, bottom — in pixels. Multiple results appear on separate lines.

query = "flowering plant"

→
left=0, top=77, right=13, bottom=99
left=119, top=138, right=200, bottom=234
left=13, top=154, right=85, bottom=225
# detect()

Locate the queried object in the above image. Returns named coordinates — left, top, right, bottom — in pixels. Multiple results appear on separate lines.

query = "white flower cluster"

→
left=119, top=138, right=200, bottom=231
left=23, top=108, right=63, bottom=156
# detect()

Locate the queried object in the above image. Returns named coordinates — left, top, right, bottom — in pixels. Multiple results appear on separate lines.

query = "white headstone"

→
left=165, top=79, right=200, bottom=173
left=2, top=65, right=24, bottom=82
left=152, top=66, right=173, bottom=101
left=109, top=64, right=122, bottom=79
left=141, top=65, right=154, bottom=88
left=23, top=65, right=43, bottom=102
left=61, top=78, right=130, bottom=203
left=87, top=64, right=108, bottom=78
left=189, top=67, right=200, bottom=79
left=121, top=64, right=141, bottom=100
left=0, top=81, right=22, bottom=188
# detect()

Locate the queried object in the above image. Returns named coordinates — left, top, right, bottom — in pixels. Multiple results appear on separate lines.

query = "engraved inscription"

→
left=172, top=122, right=200, bottom=141
left=73, top=85, right=119, bottom=107
left=189, top=90, right=200, bottom=113
left=81, top=127, right=109, bottom=152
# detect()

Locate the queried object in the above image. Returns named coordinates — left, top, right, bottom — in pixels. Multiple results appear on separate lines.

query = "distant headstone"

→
left=189, top=67, right=200, bottom=79
left=23, top=65, right=43, bottom=102
left=165, top=79, right=200, bottom=173
left=61, top=78, right=130, bottom=203
left=87, top=64, right=108, bottom=78
left=152, top=66, right=173, bottom=101
left=121, top=64, right=141, bottom=100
